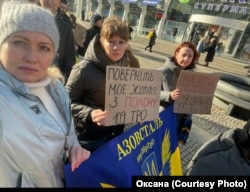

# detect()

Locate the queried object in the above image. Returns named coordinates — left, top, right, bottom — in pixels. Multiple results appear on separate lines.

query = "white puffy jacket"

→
left=0, top=66, right=79, bottom=187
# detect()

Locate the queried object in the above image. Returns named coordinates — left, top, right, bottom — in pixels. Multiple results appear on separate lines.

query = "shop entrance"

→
left=189, top=23, right=208, bottom=45
left=189, top=24, right=219, bottom=45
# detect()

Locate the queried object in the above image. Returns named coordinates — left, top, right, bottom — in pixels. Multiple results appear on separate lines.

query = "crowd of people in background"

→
left=196, top=28, right=223, bottom=67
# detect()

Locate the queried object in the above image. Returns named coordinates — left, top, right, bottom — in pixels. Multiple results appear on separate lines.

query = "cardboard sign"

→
left=105, top=66, right=162, bottom=126
left=174, top=71, right=219, bottom=114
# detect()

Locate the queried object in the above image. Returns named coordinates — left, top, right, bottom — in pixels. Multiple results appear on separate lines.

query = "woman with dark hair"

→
left=159, top=41, right=198, bottom=145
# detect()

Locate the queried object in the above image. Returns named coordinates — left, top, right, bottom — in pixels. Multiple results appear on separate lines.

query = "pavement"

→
left=75, top=20, right=248, bottom=174
left=128, top=37, right=248, bottom=175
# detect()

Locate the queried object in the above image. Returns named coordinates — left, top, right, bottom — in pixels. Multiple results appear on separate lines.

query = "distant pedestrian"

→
left=124, top=20, right=133, bottom=40
left=204, top=28, right=215, bottom=48
left=80, top=13, right=103, bottom=57
left=129, top=26, right=133, bottom=40
left=145, top=28, right=157, bottom=52
left=196, top=37, right=206, bottom=63
left=204, top=37, right=217, bottom=67
left=243, top=42, right=250, bottom=60
left=59, top=0, right=72, bottom=28
left=215, top=38, right=223, bottom=56
left=171, top=27, right=178, bottom=42
left=204, top=29, right=211, bottom=45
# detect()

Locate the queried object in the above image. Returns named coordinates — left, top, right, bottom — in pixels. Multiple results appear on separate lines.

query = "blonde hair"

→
left=200, top=37, right=205, bottom=42
left=47, top=66, right=65, bottom=84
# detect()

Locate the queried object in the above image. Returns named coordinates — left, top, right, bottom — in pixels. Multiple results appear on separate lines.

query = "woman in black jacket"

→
left=65, top=16, right=140, bottom=152
left=204, top=37, right=217, bottom=67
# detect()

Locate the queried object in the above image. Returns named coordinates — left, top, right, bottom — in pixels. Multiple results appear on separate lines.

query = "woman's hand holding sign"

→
left=91, top=109, right=108, bottom=126
left=170, top=88, right=182, bottom=101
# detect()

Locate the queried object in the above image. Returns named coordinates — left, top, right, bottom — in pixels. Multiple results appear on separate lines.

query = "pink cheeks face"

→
left=175, top=47, right=194, bottom=69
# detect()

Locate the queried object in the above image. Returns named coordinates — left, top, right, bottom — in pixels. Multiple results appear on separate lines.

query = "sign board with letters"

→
left=105, top=66, right=162, bottom=126
left=174, top=71, right=220, bottom=114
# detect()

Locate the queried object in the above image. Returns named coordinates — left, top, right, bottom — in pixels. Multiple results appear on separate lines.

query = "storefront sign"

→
left=123, top=0, right=161, bottom=6
left=220, top=0, right=248, bottom=3
left=142, top=0, right=161, bottom=6
left=123, top=0, right=137, bottom=3
left=179, top=0, right=190, bottom=3
left=193, top=1, right=248, bottom=14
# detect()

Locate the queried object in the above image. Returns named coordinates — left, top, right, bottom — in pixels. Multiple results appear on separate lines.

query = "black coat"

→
left=66, top=35, right=138, bottom=152
left=55, top=15, right=76, bottom=82
left=81, top=25, right=101, bottom=57
left=58, top=12, right=74, bottom=29
left=186, top=121, right=250, bottom=175
left=205, top=41, right=217, bottom=62
left=148, top=31, right=157, bottom=46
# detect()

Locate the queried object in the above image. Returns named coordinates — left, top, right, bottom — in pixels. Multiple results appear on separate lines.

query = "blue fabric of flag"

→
left=64, top=105, right=182, bottom=188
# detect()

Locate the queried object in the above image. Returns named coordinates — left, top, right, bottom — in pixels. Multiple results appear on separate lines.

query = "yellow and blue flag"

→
left=64, top=105, right=182, bottom=188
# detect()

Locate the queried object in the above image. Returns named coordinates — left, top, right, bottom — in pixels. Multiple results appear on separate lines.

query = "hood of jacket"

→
left=162, top=57, right=179, bottom=70
left=186, top=127, right=250, bottom=175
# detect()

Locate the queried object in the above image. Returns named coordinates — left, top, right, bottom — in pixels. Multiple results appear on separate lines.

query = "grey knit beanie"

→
left=0, top=1, right=59, bottom=52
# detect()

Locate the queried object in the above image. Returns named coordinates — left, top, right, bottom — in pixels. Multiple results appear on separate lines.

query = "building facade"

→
left=70, top=0, right=250, bottom=61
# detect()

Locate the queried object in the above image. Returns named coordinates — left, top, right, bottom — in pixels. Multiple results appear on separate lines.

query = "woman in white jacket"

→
left=0, top=1, right=90, bottom=187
